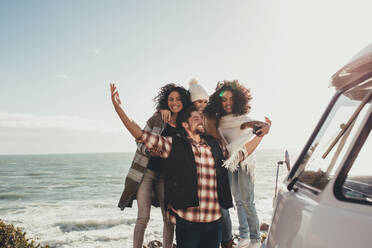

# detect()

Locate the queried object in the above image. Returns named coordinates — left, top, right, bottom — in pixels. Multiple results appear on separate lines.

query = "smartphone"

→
left=253, top=124, right=261, bottom=134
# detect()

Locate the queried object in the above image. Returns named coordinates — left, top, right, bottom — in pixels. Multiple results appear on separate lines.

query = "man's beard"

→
left=195, top=125, right=206, bottom=135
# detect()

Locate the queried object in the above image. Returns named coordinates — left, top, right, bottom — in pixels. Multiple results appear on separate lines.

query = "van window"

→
left=295, top=86, right=371, bottom=192
left=340, top=123, right=371, bottom=204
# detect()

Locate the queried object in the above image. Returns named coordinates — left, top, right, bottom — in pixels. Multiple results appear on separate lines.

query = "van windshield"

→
left=293, top=82, right=371, bottom=191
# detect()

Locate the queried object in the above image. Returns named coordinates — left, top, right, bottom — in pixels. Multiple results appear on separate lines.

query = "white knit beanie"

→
left=188, top=78, right=209, bottom=102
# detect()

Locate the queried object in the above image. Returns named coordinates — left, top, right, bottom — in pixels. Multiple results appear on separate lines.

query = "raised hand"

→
left=110, top=83, right=122, bottom=109
left=109, top=83, right=143, bottom=139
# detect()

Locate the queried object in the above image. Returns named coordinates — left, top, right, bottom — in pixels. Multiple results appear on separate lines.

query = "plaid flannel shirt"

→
left=137, top=130, right=246, bottom=224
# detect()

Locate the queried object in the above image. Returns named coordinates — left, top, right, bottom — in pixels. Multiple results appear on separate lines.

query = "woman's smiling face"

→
left=221, top=90, right=233, bottom=114
left=168, top=91, right=183, bottom=113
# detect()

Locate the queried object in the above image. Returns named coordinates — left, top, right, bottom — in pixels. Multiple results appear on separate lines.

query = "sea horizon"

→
left=0, top=148, right=288, bottom=156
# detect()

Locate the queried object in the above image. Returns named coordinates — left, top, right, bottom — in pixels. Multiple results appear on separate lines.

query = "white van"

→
left=264, top=44, right=372, bottom=248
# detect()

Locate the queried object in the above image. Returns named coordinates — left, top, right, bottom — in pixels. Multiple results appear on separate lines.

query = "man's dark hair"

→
left=153, top=83, right=192, bottom=111
left=205, top=80, right=252, bottom=119
left=176, top=105, right=198, bottom=131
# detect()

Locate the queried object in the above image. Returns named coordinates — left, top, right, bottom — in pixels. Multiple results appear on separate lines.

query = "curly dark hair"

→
left=205, top=80, right=252, bottom=119
left=153, top=83, right=192, bottom=111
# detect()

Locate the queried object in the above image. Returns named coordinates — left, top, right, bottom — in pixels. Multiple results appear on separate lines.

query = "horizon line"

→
left=0, top=148, right=289, bottom=156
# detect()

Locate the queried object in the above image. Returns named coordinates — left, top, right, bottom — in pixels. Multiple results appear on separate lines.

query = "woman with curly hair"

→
left=205, top=80, right=271, bottom=248
left=117, top=83, right=192, bottom=248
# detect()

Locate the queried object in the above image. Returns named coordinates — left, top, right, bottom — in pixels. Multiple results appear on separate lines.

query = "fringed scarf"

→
left=218, top=114, right=256, bottom=182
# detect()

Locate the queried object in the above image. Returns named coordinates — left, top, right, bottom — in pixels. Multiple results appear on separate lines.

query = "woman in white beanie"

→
left=188, top=78, right=209, bottom=113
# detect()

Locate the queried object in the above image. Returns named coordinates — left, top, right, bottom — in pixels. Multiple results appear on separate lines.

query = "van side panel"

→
left=267, top=189, right=316, bottom=248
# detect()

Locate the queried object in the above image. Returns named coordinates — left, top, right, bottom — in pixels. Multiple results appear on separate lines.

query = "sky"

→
left=0, top=0, right=371, bottom=155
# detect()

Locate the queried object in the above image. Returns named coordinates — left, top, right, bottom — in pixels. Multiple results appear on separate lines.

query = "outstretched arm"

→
left=244, top=116, right=271, bottom=155
left=240, top=120, right=265, bottom=130
left=110, top=83, right=143, bottom=139
left=256, top=116, right=271, bottom=137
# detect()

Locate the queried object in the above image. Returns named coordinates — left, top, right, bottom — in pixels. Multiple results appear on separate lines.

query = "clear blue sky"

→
left=1, top=0, right=371, bottom=154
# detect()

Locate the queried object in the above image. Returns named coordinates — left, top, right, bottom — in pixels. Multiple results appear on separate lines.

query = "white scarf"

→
left=218, top=114, right=256, bottom=181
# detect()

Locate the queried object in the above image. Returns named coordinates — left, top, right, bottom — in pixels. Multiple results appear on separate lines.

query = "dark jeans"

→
left=176, top=216, right=222, bottom=248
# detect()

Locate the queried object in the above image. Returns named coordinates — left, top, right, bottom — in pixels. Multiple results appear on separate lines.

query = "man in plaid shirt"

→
left=110, top=83, right=268, bottom=248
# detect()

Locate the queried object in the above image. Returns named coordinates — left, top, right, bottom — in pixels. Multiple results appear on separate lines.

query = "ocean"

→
left=0, top=150, right=290, bottom=247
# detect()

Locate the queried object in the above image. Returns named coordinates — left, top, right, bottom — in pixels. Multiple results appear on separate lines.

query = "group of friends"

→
left=110, top=79, right=271, bottom=248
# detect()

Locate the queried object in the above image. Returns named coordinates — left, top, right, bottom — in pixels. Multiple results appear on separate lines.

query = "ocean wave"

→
left=55, top=218, right=136, bottom=233
left=94, top=236, right=128, bottom=242
left=24, top=171, right=55, bottom=177
left=46, top=184, right=80, bottom=190
left=0, top=193, right=30, bottom=200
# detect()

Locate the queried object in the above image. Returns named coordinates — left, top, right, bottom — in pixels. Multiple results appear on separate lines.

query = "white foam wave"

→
left=56, top=218, right=136, bottom=232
